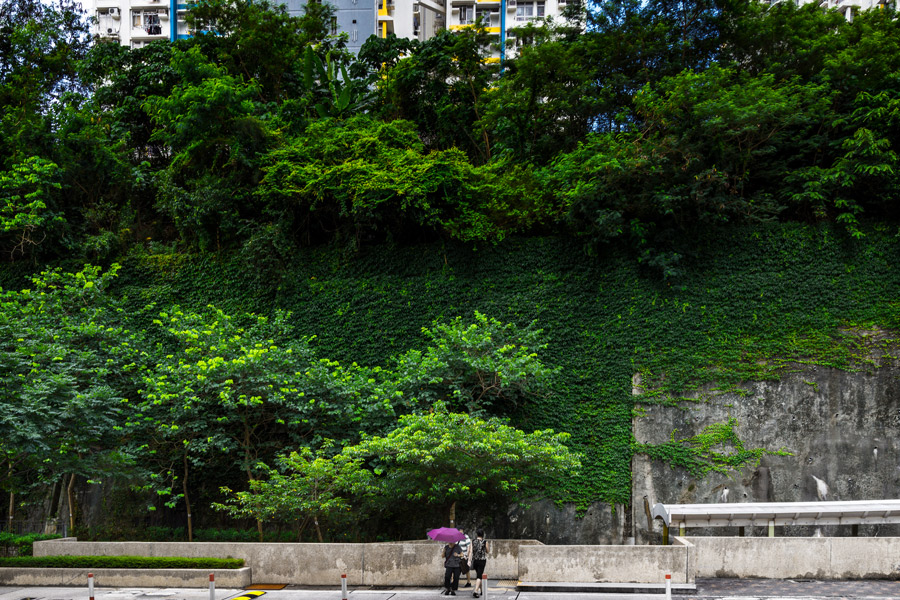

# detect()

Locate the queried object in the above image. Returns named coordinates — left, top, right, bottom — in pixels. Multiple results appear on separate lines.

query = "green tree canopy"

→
left=344, top=407, right=581, bottom=525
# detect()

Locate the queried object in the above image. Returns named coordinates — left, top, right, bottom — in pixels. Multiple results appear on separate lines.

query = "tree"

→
left=393, top=312, right=559, bottom=415
left=139, top=305, right=399, bottom=539
left=0, top=157, right=63, bottom=259
left=480, top=22, right=596, bottom=164
left=255, top=116, right=495, bottom=247
left=143, top=47, right=273, bottom=251
left=372, top=27, right=497, bottom=161
left=213, top=446, right=373, bottom=542
left=550, top=64, right=832, bottom=275
left=343, top=407, right=581, bottom=526
left=0, top=264, right=142, bottom=529
left=185, top=0, right=350, bottom=103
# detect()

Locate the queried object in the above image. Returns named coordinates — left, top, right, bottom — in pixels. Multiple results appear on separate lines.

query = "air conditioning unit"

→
left=412, top=3, right=420, bottom=13
left=109, top=7, right=120, bottom=17
left=507, top=0, right=516, bottom=7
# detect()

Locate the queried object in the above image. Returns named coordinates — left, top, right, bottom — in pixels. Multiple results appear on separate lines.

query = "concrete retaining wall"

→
left=32, top=537, right=900, bottom=584
left=34, top=538, right=539, bottom=585
left=687, top=537, right=900, bottom=580
left=0, top=567, right=251, bottom=587
left=518, top=537, right=693, bottom=584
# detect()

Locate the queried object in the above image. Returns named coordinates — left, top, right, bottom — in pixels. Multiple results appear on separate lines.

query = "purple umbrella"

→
left=427, top=527, right=466, bottom=542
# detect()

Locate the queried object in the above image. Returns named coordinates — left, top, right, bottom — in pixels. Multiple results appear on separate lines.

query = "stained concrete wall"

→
left=0, top=567, right=251, bottom=587
left=34, top=538, right=539, bottom=585
left=518, top=538, right=693, bottom=584
left=633, top=336, right=900, bottom=543
left=502, top=499, right=626, bottom=545
left=687, top=537, right=900, bottom=580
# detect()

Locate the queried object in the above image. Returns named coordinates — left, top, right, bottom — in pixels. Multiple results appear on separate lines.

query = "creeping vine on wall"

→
left=5, top=223, right=899, bottom=511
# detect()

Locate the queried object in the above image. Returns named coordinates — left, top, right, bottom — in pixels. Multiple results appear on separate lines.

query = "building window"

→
left=537, top=1, right=545, bottom=16
left=459, top=6, right=474, bottom=24
left=330, top=16, right=338, bottom=34
left=133, top=9, right=162, bottom=34
left=515, top=3, right=533, bottom=19
left=475, top=8, right=496, bottom=24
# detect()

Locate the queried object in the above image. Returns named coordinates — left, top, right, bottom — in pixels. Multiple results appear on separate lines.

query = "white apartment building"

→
left=90, top=0, right=187, bottom=47
left=789, top=0, right=890, bottom=20
left=85, top=0, right=573, bottom=58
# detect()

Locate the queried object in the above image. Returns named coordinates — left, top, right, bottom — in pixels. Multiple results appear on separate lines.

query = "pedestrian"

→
left=470, top=529, right=489, bottom=598
left=458, top=528, right=472, bottom=587
left=442, top=539, right=464, bottom=596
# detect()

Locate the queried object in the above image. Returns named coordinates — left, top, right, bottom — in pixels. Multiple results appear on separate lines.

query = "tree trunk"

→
left=297, top=516, right=311, bottom=542
left=7, top=462, right=13, bottom=533
left=314, top=516, right=323, bottom=543
left=243, top=423, right=264, bottom=542
left=183, top=452, right=193, bottom=542
left=67, top=473, right=76, bottom=532
left=449, top=500, right=456, bottom=527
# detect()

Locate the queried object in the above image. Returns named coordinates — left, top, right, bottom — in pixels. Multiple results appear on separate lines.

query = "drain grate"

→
left=492, top=580, right=518, bottom=588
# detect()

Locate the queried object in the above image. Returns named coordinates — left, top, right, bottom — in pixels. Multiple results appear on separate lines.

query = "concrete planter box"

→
left=35, top=538, right=541, bottom=585
left=0, top=567, right=252, bottom=587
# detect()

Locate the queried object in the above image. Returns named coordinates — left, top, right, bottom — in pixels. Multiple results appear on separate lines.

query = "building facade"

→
left=86, top=0, right=571, bottom=56
left=91, top=0, right=188, bottom=47
left=792, top=0, right=890, bottom=20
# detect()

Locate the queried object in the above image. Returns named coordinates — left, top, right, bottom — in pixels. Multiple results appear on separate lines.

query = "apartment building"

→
left=791, top=0, right=890, bottom=20
left=86, top=0, right=571, bottom=56
left=91, top=0, right=187, bottom=47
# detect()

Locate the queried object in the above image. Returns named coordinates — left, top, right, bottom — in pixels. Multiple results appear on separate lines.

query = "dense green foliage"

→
left=104, top=225, right=900, bottom=521
left=4, top=0, right=900, bottom=540
left=2, top=0, right=899, bottom=266
left=0, top=533, right=60, bottom=556
left=0, top=555, right=244, bottom=568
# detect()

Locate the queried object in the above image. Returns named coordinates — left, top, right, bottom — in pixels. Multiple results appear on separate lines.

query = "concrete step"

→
left=515, top=581, right=696, bottom=594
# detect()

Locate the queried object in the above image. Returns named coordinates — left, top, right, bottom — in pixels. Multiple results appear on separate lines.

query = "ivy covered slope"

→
left=108, top=223, right=900, bottom=509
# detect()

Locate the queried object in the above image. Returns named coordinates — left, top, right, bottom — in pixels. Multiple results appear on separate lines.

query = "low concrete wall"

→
left=0, top=567, right=251, bottom=587
left=687, top=537, right=900, bottom=580
left=518, top=538, right=693, bottom=584
left=34, top=538, right=540, bottom=585
left=364, top=539, right=535, bottom=586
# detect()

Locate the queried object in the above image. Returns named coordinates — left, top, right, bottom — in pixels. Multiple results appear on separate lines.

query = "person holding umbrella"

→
left=442, top=538, right=464, bottom=595
left=427, top=527, right=465, bottom=596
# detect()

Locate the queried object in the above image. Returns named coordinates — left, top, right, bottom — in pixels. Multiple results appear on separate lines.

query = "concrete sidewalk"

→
left=2, top=578, right=899, bottom=600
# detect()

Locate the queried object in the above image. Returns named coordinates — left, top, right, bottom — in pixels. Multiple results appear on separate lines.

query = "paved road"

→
left=2, top=579, right=899, bottom=600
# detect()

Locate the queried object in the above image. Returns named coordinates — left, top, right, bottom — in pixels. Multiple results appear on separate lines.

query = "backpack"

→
left=472, top=538, right=487, bottom=560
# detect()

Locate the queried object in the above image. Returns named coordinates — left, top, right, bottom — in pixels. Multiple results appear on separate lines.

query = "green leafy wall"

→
left=97, top=223, right=900, bottom=507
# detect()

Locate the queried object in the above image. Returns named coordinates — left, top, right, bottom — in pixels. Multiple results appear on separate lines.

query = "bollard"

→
left=665, top=573, right=672, bottom=600
left=209, top=573, right=215, bottom=600
left=88, top=572, right=95, bottom=600
left=482, top=574, right=488, bottom=599
left=341, top=573, right=348, bottom=600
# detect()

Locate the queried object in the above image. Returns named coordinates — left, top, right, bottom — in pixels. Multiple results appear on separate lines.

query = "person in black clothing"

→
left=442, top=540, right=464, bottom=595
left=470, top=529, right=489, bottom=598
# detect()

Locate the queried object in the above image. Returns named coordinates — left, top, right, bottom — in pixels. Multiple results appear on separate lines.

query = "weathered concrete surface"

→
left=502, top=500, right=626, bottom=545
left=518, top=538, right=693, bottom=584
left=0, top=567, right=251, bottom=586
left=34, top=538, right=539, bottom=586
left=687, top=536, right=900, bottom=580
left=34, top=539, right=363, bottom=585
left=633, top=336, right=900, bottom=543
left=364, top=539, right=537, bottom=585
